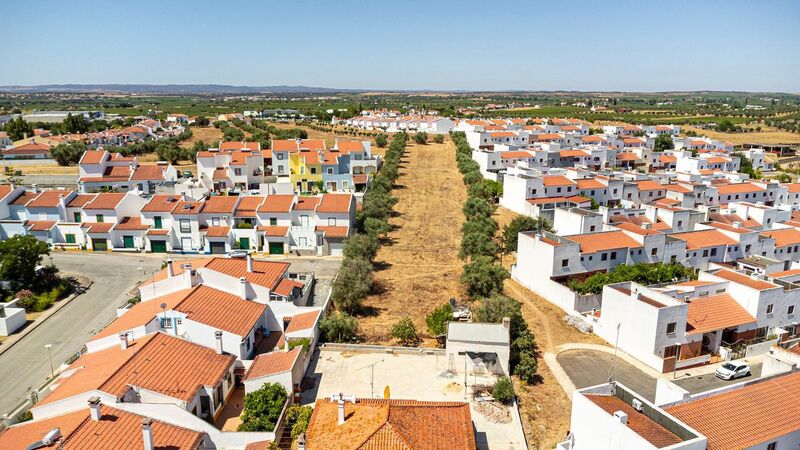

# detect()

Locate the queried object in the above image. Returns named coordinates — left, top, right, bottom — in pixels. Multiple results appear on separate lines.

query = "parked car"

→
left=715, top=361, right=751, bottom=380
left=182, top=170, right=193, bottom=178
left=226, top=250, right=249, bottom=258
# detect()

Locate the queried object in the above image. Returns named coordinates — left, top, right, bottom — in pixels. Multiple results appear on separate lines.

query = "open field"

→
left=683, top=124, right=800, bottom=145
left=1, top=163, right=77, bottom=175
left=179, top=126, right=222, bottom=149
left=358, top=137, right=466, bottom=345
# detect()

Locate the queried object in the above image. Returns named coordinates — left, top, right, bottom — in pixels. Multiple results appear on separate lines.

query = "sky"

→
left=2, top=0, right=799, bottom=92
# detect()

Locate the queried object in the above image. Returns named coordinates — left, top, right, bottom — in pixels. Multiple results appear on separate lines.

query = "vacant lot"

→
left=358, top=137, right=466, bottom=345
left=683, top=124, right=800, bottom=145
left=179, top=126, right=222, bottom=149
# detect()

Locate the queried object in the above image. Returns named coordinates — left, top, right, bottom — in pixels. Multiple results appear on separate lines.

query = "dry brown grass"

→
left=3, top=165, right=77, bottom=175
left=180, top=126, right=223, bottom=149
left=683, top=125, right=800, bottom=145
left=358, top=137, right=466, bottom=345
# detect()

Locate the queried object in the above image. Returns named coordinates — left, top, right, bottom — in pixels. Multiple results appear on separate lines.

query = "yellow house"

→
left=289, top=150, right=322, bottom=192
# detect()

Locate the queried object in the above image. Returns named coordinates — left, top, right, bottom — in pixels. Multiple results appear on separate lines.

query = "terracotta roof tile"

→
left=285, top=310, right=321, bottom=334
left=585, top=395, right=682, bottom=448
left=761, top=228, right=800, bottom=248
left=686, top=293, right=756, bottom=334
left=244, top=348, right=301, bottom=380
left=671, top=229, right=736, bottom=250
left=26, top=189, right=71, bottom=208
left=203, top=225, right=230, bottom=238
left=113, top=216, right=149, bottom=231
left=201, top=196, right=238, bottom=214
left=566, top=230, right=642, bottom=253
left=713, top=269, right=779, bottom=291
left=258, top=195, right=295, bottom=213
left=84, top=193, right=126, bottom=210
left=174, top=285, right=267, bottom=336
left=142, top=194, right=182, bottom=213
left=66, top=194, right=96, bottom=208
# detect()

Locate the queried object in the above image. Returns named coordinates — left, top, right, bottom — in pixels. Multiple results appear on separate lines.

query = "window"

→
left=327, top=168, right=334, bottom=174
left=610, top=251, right=617, bottom=260
left=65, top=233, right=76, bottom=244
left=677, top=220, right=682, bottom=227
left=96, top=214, right=104, bottom=223
left=180, top=219, right=191, bottom=233
left=160, top=317, right=172, bottom=329
left=276, top=153, right=284, bottom=160
left=789, top=305, right=795, bottom=316
left=328, top=218, right=336, bottom=226
left=601, top=253, right=608, bottom=261
left=767, top=304, right=774, bottom=315
left=766, top=442, right=776, bottom=450
left=710, top=248, right=717, bottom=257
left=651, top=248, right=658, bottom=256
left=212, top=217, right=220, bottom=227
left=702, top=249, right=709, bottom=257
left=666, top=322, right=677, bottom=335
left=664, top=345, right=678, bottom=358
left=269, top=217, right=277, bottom=226
left=311, top=168, right=317, bottom=174
left=277, top=166, right=284, bottom=174
left=73, top=212, right=81, bottom=222
left=234, top=168, right=242, bottom=176
left=590, top=225, right=596, bottom=232
left=561, top=259, right=569, bottom=267
left=557, top=187, right=562, bottom=193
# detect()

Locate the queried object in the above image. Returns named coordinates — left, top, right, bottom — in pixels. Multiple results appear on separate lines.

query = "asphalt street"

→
left=0, top=252, right=162, bottom=416
left=556, top=349, right=762, bottom=402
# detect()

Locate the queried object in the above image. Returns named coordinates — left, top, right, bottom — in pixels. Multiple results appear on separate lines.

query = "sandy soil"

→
left=358, top=137, right=466, bottom=345
left=2, top=165, right=78, bottom=175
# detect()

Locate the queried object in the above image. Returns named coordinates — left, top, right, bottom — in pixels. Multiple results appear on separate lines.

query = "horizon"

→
left=3, top=0, right=800, bottom=92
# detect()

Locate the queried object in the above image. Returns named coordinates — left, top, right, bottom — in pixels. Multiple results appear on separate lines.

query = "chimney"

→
left=58, top=193, right=66, bottom=211
left=119, top=332, right=128, bottom=350
left=732, top=221, right=742, bottom=228
left=141, top=418, right=154, bottom=450
left=215, top=330, right=224, bottom=354
left=297, top=433, right=306, bottom=450
left=239, top=277, right=248, bottom=300
left=337, top=395, right=346, bottom=425
left=166, top=259, right=174, bottom=277
left=613, top=410, right=628, bottom=425
left=284, top=338, right=290, bottom=352
left=182, top=263, right=193, bottom=288
left=88, top=397, right=101, bottom=421
left=502, top=317, right=511, bottom=330
left=246, top=253, right=254, bottom=273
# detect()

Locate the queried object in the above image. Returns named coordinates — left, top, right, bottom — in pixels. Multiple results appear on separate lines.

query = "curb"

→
left=0, top=279, right=93, bottom=358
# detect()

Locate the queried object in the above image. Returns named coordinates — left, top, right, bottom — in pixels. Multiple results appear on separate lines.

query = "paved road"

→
left=0, top=159, right=58, bottom=167
left=557, top=349, right=762, bottom=402
left=0, top=252, right=162, bottom=416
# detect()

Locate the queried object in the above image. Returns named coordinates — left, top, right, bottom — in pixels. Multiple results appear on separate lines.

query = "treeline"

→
left=320, top=132, right=408, bottom=343
left=568, top=262, right=696, bottom=295
left=452, top=131, right=538, bottom=384
left=50, top=128, right=193, bottom=166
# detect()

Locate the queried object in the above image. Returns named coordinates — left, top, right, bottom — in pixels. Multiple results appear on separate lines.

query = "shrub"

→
left=567, top=262, right=695, bottom=295
left=413, top=132, right=428, bottom=145
left=463, top=198, right=494, bottom=222
left=463, top=170, right=483, bottom=186
left=343, top=233, right=379, bottom=261
left=287, top=338, right=311, bottom=352
left=238, top=383, right=288, bottom=432
left=375, top=133, right=388, bottom=148
left=286, top=405, right=313, bottom=439
left=433, top=134, right=445, bottom=144
left=460, top=230, right=499, bottom=260
left=425, top=302, right=453, bottom=337
left=492, top=377, right=515, bottom=404
left=514, top=352, right=539, bottom=384
left=390, top=317, right=419, bottom=346
left=364, top=217, right=392, bottom=237
left=319, top=311, right=358, bottom=342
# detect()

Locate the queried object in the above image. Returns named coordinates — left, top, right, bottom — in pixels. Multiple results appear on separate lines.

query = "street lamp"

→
left=44, top=344, right=54, bottom=378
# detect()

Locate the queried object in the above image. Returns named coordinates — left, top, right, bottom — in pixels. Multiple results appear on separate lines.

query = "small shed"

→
left=446, top=320, right=511, bottom=376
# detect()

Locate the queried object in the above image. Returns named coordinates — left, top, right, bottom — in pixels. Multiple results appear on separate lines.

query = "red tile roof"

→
left=203, top=225, right=230, bottom=237
left=305, top=398, right=476, bottom=450
left=567, top=231, right=642, bottom=253
left=317, top=194, right=352, bottom=213
left=10, top=191, right=39, bottom=206
left=244, top=348, right=302, bottom=381
left=666, top=371, right=800, bottom=450
left=713, top=269, right=779, bottom=291
left=235, top=196, right=265, bottom=217
left=83, top=193, right=126, bottom=210
left=285, top=310, right=321, bottom=334
left=761, top=228, right=800, bottom=248
left=66, top=194, right=96, bottom=208
left=142, top=194, right=182, bottom=213
left=585, top=395, right=682, bottom=448
left=130, top=164, right=168, bottom=181
left=113, top=216, right=149, bottom=231
left=686, top=293, right=756, bottom=334
left=671, top=229, right=736, bottom=250
left=201, top=196, right=238, bottom=214
left=26, top=189, right=71, bottom=208
left=258, top=194, right=295, bottom=213
left=174, top=285, right=267, bottom=336
left=83, top=222, right=114, bottom=233
left=316, top=226, right=348, bottom=238
left=26, top=220, right=57, bottom=232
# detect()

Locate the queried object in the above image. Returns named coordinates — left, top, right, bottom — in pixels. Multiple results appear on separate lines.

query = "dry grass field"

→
left=1, top=164, right=77, bottom=175
left=682, top=125, right=800, bottom=145
left=358, top=136, right=466, bottom=345
left=179, top=126, right=223, bottom=149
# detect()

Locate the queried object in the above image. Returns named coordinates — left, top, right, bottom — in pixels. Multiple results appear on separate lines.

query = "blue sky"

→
left=3, top=0, right=799, bottom=92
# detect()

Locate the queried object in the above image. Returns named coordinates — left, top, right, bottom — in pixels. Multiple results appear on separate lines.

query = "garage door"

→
left=150, top=240, right=167, bottom=253
left=268, top=242, right=284, bottom=255
left=122, top=236, right=134, bottom=249
left=210, top=242, right=226, bottom=254
left=329, top=242, right=344, bottom=256
left=92, top=238, right=107, bottom=252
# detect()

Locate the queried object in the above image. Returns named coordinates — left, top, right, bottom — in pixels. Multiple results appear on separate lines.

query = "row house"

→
left=78, top=150, right=177, bottom=194
left=197, top=141, right=264, bottom=192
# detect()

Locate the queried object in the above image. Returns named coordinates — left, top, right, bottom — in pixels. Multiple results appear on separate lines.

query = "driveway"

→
left=0, top=252, right=163, bottom=416
left=556, top=349, right=763, bottom=402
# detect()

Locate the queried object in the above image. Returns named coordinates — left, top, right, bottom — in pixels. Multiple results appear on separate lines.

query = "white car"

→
left=226, top=250, right=249, bottom=258
left=715, top=361, right=751, bottom=380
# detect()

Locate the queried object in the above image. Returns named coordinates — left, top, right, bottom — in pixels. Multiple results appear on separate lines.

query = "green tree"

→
left=433, top=134, right=445, bottom=144
left=414, top=132, right=428, bottom=145
left=460, top=256, right=508, bottom=299
left=51, top=141, right=87, bottom=166
left=0, top=235, right=51, bottom=292
left=238, top=383, right=288, bottom=432
left=364, top=217, right=392, bottom=237
left=492, top=377, right=515, bottom=404
left=320, top=311, right=359, bottom=342
left=375, top=133, right=388, bottom=148
left=286, top=405, right=313, bottom=439
left=777, top=172, right=792, bottom=183
left=653, top=134, right=674, bottom=152
left=343, top=233, right=379, bottom=261
left=332, top=257, right=373, bottom=314
left=463, top=197, right=494, bottom=221
left=502, top=216, right=553, bottom=252
left=463, top=170, right=483, bottom=186
left=460, top=230, right=499, bottom=260
left=390, top=317, right=420, bottom=346
left=5, top=117, right=33, bottom=140
left=156, top=141, right=182, bottom=164
left=62, top=113, right=90, bottom=133
left=425, top=302, right=453, bottom=337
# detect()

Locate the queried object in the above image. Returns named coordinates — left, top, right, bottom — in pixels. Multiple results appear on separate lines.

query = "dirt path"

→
left=358, top=137, right=466, bottom=345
